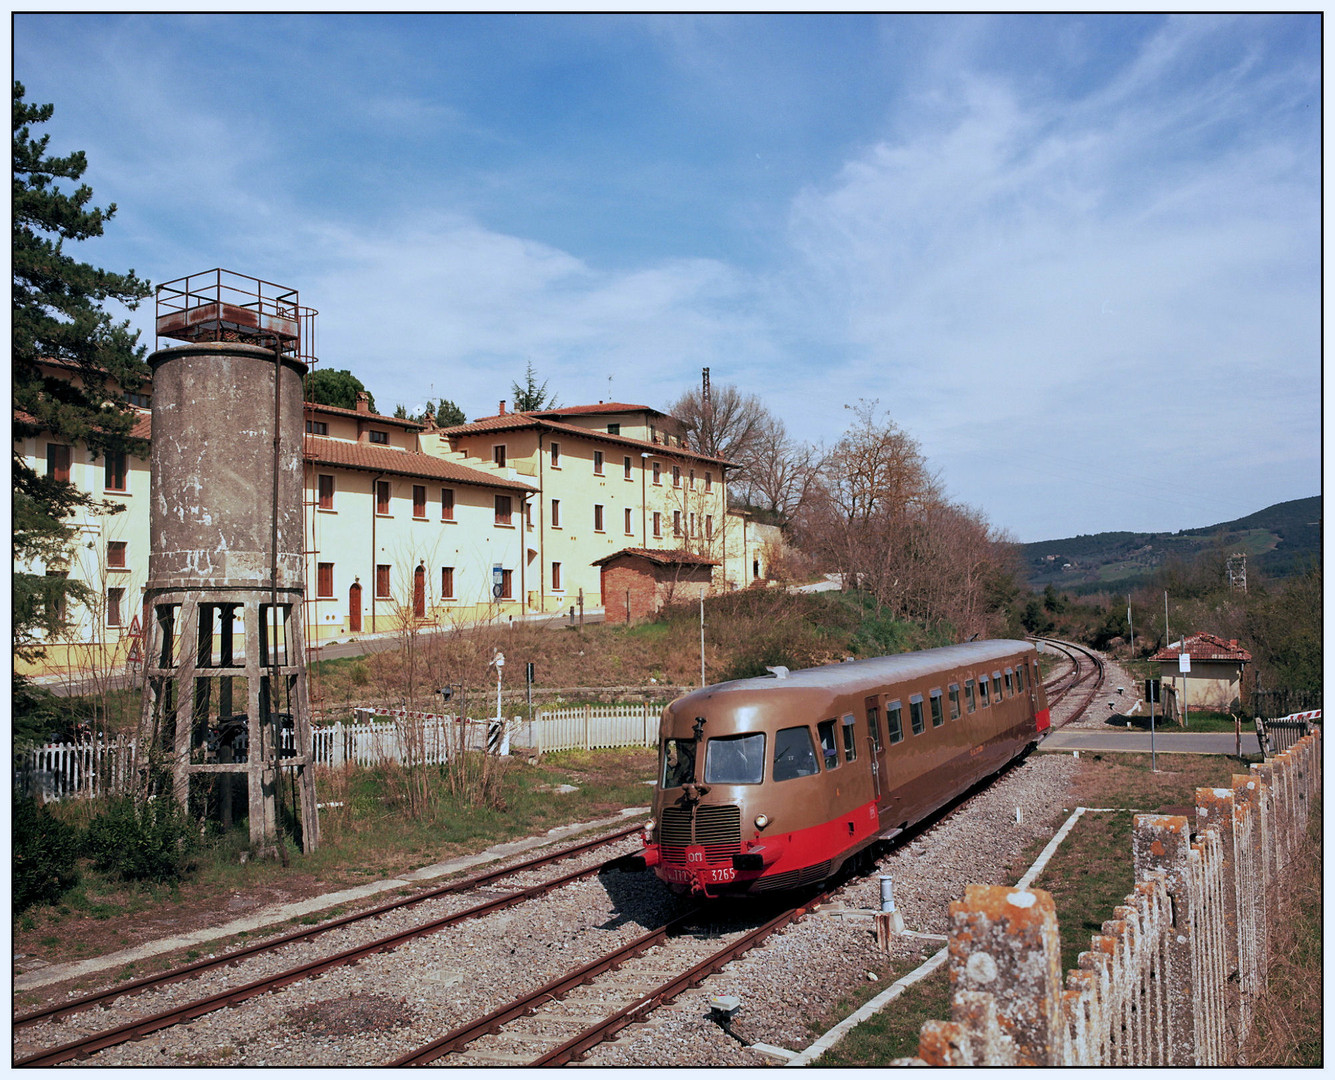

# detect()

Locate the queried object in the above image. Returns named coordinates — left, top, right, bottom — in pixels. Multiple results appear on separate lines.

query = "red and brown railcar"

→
left=639, top=640, right=1050, bottom=897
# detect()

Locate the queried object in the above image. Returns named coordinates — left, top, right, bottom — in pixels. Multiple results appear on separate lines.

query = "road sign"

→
left=1178, top=654, right=1191, bottom=673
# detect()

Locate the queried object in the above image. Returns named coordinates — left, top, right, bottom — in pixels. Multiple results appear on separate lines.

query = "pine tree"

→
left=13, top=81, right=151, bottom=662
left=510, top=361, right=558, bottom=412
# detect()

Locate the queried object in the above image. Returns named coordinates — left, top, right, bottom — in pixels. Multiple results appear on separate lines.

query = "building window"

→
left=107, top=540, right=127, bottom=569
left=493, top=444, right=506, bottom=467
left=594, top=503, right=605, bottom=532
left=317, top=562, right=334, bottom=598
left=689, top=469, right=695, bottom=489
left=369, top=430, right=389, bottom=445
left=550, top=441, right=561, bottom=467
left=376, top=564, right=391, bottom=598
left=705, top=515, right=713, bottom=539
left=673, top=510, right=682, bottom=537
left=624, top=507, right=633, bottom=534
left=623, top=456, right=632, bottom=480
left=441, top=487, right=455, bottom=521
left=689, top=512, right=697, bottom=537
left=495, top=494, right=513, bottom=525
left=551, top=498, right=561, bottom=527
left=412, top=485, right=427, bottom=519
left=318, top=473, right=335, bottom=510
left=441, top=566, right=455, bottom=599
left=551, top=561, right=562, bottom=590
left=705, top=471, right=712, bottom=492
left=107, top=587, right=124, bottom=627
left=593, top=450, right=604, bottom=475
left=104, top=450, right=127, bottom=492
left=376, top=480, right=391, bottom=515
left=500, top=568, right=514, bottom=599
left=607, top=423, right=620, bottom=435
left=126, top=391, right=151, bottom=408
left=46, top=443, right=72, bottom=482
left=672, top=465, right=681, bottom=488
left=525, top=500, right=533, bottom=528
left=652, top=461, right=661, bottom=485
left=653, top=511, right=662, bottom=538
left=306, top=419, right=328, bottom=435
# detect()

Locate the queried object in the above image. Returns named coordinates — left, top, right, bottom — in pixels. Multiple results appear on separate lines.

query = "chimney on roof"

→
left=1229, top=639, right=1238, bottom=649
left=355, top=392, right=370, bottom=414
left=499, top=400, right=507, bottom=415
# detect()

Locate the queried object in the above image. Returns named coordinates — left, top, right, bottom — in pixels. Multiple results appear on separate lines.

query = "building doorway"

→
left=413, top=565, right=426, bottom=619
left=349, top=582, right=362, bottom=632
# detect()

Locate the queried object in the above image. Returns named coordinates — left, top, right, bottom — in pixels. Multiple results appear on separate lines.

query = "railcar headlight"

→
left=754, top=814, right=770, bottom=830
left=643, top=817, right=656, bottom=843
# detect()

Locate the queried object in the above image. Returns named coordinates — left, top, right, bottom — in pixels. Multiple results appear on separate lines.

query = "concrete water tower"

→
left=137, top=270, right=320, bottom=852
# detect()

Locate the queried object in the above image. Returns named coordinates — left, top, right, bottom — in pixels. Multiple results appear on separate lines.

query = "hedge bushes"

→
left=12, top=794, right=82, bottom=911
left=84, top=796, right=196, bottom=883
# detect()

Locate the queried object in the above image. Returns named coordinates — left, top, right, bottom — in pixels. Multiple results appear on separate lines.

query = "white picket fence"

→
left=14, top=701, right=666, bottom=800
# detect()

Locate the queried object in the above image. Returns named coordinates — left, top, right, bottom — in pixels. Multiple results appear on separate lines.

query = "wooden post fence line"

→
left=902, top=728, right=1321, bottom=1067
left=15, top=701, right=667, bottom=800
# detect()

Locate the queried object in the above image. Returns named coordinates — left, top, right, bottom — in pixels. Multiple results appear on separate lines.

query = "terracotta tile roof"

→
left=591, top=547, right=720, bottom=568
left=1150, top=631, right=1252, bottom=664
left=14, top=407, right=151, bottom=440
left=439, top=413, right=734, bottom=468
left=304, top=400, right=424, bottom=430
left=529, top=402, right=667, bottom=419
left=303, top=436, right=536, bottom=492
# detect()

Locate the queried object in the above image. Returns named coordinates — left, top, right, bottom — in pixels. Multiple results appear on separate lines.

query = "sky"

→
left=12, top=13, right=1322, bottom=543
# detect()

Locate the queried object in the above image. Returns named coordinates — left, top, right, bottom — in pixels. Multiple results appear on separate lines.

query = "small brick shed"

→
left=1149, top=631, right=1252, bottom=712
left=594, top=548, right=718, bottom=624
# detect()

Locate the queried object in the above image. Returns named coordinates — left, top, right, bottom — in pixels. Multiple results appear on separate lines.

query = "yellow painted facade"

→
left=17, top=389, right=790, bottom=678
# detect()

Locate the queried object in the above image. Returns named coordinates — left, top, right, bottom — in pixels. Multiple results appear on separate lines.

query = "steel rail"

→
left=391, top=890, right=826, bottom=1067
left=14, top=821, right=641, bottom=1032
left=528, top=890, right=828, bottom=1067
left=14, top=841, right=641, bottom=1067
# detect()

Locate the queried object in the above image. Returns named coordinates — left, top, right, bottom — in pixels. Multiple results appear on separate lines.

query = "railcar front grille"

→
left=659, top=804, right=741, bottom=863
left=751, top=860, right=833, bottom=892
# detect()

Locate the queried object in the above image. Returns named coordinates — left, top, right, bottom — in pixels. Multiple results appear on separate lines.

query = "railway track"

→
left=1033, top=637, right=1106, bottom=726
left=391, top=892, right=825, bottom=1066
left=13, top=824, right=643, bottom=1068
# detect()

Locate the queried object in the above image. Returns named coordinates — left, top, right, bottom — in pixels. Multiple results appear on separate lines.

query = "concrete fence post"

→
left=1132, top=815, right=1195, bottom=1065
left=947, top=885, right=1065, bottom=1065
left=1195, top=786, right=1242, bottom=1055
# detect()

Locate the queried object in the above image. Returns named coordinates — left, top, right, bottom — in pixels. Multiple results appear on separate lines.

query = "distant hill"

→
left=1018, top=497, right=1321, bottom=593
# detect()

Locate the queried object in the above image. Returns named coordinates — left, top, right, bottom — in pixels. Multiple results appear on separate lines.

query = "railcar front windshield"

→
left=662, top=738, right=697, bottom=788
left=703, top=732, right=766, bottom=784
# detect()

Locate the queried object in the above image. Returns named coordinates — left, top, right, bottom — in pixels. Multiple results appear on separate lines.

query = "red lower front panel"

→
left=1035, top=707, right=1051, bottom=732
left=647, top=798, right=881, bottom=897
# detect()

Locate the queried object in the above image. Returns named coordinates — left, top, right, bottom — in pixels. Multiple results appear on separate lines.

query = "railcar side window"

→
left=866, top=704, right=883, bottom=752
left=817, top=719, right=841, bottom=769
left=662, top=738, right=697, bottom=788
left=886, top=701, right=904, bottom=744
left=1004, top=668, right=1014, bottom=696
left=1015, top=664, right=1026, bottom=692
left=772, top=726, right=819, bottom=781
left=841, top=714, right=858, bottom=762
left=979, top=678, right=990, bottom=707
left=992, top=672, right=1004, bottom=700
left=909, top=695, right=925, bottom=736
left=704, top=733, right=766, bottom=785
left=965, top=679, right=976, bottom=713
left=948, top=684, right=961, bottom=720
left=929, top=690, right=944, bottom=727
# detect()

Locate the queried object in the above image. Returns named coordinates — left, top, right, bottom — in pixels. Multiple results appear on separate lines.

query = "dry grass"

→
left=1242, top=801, right=1323, bottom=1066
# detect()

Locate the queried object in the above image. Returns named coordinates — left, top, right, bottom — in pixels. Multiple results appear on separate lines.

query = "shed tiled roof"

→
left=591, top=547, right=719, bottom=568
left=303, top=436, right=535, bottom=492
left=440, top=413, right=733, bottom=468
left=1150, top=632, right=1252, bottom=664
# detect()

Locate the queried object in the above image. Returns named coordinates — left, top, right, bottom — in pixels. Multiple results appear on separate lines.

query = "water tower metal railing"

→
left=139, top=269, right=320, bottom=852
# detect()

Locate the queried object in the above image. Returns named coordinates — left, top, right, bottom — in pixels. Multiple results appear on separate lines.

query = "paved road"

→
left=1040, top=729, right=1261, bottom=756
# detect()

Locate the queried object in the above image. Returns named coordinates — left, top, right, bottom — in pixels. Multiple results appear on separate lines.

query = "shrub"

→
left=84, top=795, right=196, bottom=883
left=12, top=794, right=82, bottom=910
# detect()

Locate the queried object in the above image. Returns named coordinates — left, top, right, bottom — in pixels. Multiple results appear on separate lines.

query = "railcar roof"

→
left=687, top=640, right=1036, bottom=701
